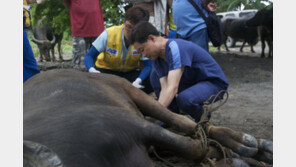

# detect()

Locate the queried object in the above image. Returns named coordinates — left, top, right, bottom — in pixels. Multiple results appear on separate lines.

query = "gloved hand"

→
left=132, top=78, right=144, bottom=89
left=36, top=0, right=46, bottom=4
left=89, top=67, right=101, bottom=73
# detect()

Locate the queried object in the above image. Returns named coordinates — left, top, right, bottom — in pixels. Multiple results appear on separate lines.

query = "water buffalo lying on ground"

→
left=24, top=69, right=273, bottom=167
left=32, top=18, right=63, bottom=62
left=246, top=7, right=273, bottom=58
left=223, top=18, right=258, bottom=53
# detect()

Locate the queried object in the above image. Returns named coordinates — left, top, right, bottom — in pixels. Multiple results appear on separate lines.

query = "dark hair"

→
left=130, top=21, right=160, bottom=44
left=124, top=7, right=149, bottom=25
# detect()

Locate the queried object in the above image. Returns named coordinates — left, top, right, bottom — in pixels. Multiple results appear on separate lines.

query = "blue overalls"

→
left=150, top=39, right=228, bottom=122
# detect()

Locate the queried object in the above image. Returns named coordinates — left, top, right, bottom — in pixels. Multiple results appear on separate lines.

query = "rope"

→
left=208, top=139, right=228, bottom=166
left=151, top=147, right=175, bottom=167
left=192, top=90, right=230, bottom=166
left=203, top=90, right=229, bottom=114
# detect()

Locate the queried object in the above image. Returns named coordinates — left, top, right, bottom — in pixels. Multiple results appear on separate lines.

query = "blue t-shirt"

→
left=172, top=0, right=208, bottom=38
left=153, top=39, right=228, bottom=89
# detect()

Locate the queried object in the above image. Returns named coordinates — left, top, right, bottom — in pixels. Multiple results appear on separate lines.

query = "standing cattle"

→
left=246, top=7, right=273, bottom=58
left=222, top=18, right=258, bottom=53
left=24, top=69, right=272, bottom=167
left=32, top=18, right=63, bottom=62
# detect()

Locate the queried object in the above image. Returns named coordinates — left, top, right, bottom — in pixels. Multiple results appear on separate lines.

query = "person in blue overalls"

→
left=130, top=21, right=228, bottom=122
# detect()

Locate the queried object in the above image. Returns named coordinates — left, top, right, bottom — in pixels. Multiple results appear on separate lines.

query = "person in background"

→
left=167, top=0, right=177, bottom=39
left=23, top=0, right=46, bottom=82
left=172, top=0, right=217, bottom=51
left=123, top=0, right=168, bottom=36
left=63, top=0, right=105, bottom=69
left=130, top=22, right=228, bottom=122
left=84, top=7, right=153, bottom=94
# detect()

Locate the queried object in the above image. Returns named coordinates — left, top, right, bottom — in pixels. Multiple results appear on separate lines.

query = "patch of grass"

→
left=209, top=45, right=218, bottom=52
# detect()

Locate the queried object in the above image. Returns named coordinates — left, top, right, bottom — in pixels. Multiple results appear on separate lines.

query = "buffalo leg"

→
left=39, top=52, right=43, bottom=62
left=206, top=124, right=258, bottom=157
left=240, top=41, right=246, bottom=52
left=143, top=121, right=223, bottom=161
left=51, top=48, right=56, bottom=62
left=58, top=41, right=63, bottom=61
left=267, top=39, right=272, bottom=58
left=225, top=43, right=229, bottom=52
left=250, top=45, right=255, bottom=53
left=123, top=83, right=196, bottom=135
left=123, top=81, right=263, bottom=158
left=261, top=37, right=266, bottom=58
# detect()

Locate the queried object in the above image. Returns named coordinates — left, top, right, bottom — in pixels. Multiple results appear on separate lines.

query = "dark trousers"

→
left=96, top=68, right=153, bottom=94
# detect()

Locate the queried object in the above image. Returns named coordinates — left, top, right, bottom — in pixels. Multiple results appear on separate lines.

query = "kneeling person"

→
left=130, top=22, right=229, bottom=122
left=84, top=7, right=153, bottom=93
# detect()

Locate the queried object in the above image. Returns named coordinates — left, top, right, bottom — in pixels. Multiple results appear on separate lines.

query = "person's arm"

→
left=84, top=47, right=101, bottom=72
left=84, top=30, right=108, bottom=72
left=202, top=0, right=217, bottom=12
left=132, top=59, right=152, bottom=88
left=158, top=67, right=184, bottom=107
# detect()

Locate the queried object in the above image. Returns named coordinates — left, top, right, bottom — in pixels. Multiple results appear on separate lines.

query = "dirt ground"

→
left=38, top=43, right=273, bottom=166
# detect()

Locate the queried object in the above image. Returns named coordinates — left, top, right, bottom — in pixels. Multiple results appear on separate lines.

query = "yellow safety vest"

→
left=95, top=25, right=141, bottom=72
left=23, top=0, right=31, bottom=28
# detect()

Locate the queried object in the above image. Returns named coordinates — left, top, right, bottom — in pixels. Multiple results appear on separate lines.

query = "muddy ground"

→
left=37, top=43, right=273, bottom=166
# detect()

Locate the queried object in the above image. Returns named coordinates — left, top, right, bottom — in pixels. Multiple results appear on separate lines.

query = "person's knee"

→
left=176, top=93, right=194, bottom=111
left=176, top=93, right=203, bottom=121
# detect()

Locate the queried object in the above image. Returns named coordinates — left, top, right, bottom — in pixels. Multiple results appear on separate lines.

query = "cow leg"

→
left=51, top=48, right=56, bottom=62
left=58, top=41, right=63, bottom=61
left=123, top=82, right=262, bottom=158
left=250, top=45, right=255, bottom=53
left=240, top=41, right=246, bottom=52
left=206, top=124, right=258, bottom=157
left=267, top=39, right=272, bottom=58
left=45, top=51, right=51, bottom=62
left=143, top=121, right=223, bottom=161
left=261, top=37, right=266, bottom=58
left=225, top=43, right=229, bottom=52
left=123, top=83, right=196, bottom=135
left=39, top=52, right=43, bottom=62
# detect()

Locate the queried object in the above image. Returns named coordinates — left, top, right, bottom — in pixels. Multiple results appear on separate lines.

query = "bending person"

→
left=130, top=21, right=229, bottom=122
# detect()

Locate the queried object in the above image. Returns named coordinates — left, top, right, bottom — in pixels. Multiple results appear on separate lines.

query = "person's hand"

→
left=36, top=0, right=46, bottom=4
left=207, top=2, right=217, bottom=12
left=89, top=67, right=101, bottom=73
left=132, top=78, right=144, bottom=89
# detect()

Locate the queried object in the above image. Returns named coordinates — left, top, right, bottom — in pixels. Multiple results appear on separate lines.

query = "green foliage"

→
left=31, top=0, right=70, bottom=35
left=100, top=0, right=127, bottom=27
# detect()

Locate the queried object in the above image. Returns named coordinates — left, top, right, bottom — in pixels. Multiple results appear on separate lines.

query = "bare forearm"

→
left=158, top=86, right=178, bottom=108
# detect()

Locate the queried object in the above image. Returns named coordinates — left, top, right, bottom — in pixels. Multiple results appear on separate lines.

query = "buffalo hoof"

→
left=258, top=139, right=273, bottom=153
left=254, top=150, right=273, bottom=164
left=232, top=158, right=250, bottom=167
left=242, top=134, right=258, bottom=148
left=236, top=144, right=258, bottom=157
